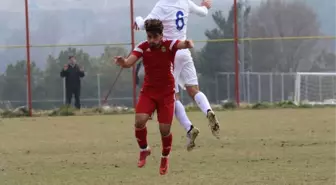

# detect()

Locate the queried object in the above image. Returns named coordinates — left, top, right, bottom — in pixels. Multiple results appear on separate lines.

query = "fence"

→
left=1, top=72, right=334, bottom=109
left=0, top=72, right=295, bottom=109
left=215, top=72, right=296, bottom=104
left=0, top=73, right=134, bottom=109
left=0, top=0, right=335, bottom=113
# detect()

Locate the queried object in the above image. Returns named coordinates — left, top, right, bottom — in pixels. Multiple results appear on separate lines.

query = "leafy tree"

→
left=35, top=47, right=131, bottom=108
left=1, top=61, right=42, bottom=108
left=38, top=48, right=97, bottom=108
left=196, top=3, right=249, bottom=102
left=34, top=55, right=63, bottom=108
left=96, top=46, right=131, bottom=106
left=0, top=44, right=138, bottom=109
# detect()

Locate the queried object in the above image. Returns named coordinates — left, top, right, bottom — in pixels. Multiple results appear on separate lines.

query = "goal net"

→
left=294, top=72, right=336, bottom=105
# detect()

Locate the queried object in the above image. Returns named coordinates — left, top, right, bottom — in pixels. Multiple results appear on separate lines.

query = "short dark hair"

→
left=68, top=53, right=75, bottom=59
left=144, top=19, right=164, bottom=35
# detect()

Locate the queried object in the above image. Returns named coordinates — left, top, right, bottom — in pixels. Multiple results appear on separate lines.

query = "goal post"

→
left=294, top=72, right=336, bottom=105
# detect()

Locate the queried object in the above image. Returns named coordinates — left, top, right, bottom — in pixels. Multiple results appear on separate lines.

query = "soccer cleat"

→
left=137, top=147, right=151, bottom=168
left=207, top=110, right=220, bottom=139
left=159, top=156, right=169, bottom=175
left=186, top=127, right=200, bottom=151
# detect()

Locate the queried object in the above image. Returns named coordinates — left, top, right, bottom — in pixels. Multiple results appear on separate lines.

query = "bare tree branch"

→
left=248, top=0, right=325, bottom=72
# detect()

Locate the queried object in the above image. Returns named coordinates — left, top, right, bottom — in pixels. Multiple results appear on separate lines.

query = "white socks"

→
left=174, top=92, right=212, bottom=131
left=175, top=100, right=192, bottom=132
left=194, top=92, right=212, bottom=115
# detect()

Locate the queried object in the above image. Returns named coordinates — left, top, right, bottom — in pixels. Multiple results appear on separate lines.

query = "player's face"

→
left=146, top=32, right=163, bottom=48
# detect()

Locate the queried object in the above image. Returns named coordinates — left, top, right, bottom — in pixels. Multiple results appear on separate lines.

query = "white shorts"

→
left=173, top=49, right=198, bottom=93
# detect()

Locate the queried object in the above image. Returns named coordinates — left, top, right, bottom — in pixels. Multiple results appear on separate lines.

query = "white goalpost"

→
left=294, top=72, right=336, bottom=105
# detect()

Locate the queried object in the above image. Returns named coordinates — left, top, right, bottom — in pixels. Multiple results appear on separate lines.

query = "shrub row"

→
left=0, top=101, right=334, bottom=118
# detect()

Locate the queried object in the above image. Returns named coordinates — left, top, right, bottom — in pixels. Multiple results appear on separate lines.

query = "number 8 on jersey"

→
left=175, top=11, right=185, bottom=31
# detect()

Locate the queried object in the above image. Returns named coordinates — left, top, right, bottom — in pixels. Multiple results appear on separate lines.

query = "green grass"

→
left=0, top=108, right=335, bottom=185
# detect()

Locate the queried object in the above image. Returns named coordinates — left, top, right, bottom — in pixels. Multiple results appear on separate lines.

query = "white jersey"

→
left=135, top=0, right=208, bottom=40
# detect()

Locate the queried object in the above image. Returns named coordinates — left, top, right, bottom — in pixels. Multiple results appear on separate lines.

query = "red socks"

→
left=135, top=126, right=172, bottom=156
left=161, top=133, right=172, bottom=156
left=135, top=127, right=148, bottom=149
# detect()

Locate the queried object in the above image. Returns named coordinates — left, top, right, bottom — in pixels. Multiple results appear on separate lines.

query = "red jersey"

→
left=131, top=39, right=180, bottom=92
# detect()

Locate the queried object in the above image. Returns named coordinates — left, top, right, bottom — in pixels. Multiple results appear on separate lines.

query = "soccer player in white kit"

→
left=134, top=0, right=220, bottom=151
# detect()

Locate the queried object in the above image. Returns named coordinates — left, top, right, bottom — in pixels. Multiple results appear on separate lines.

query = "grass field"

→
left=0, top=108, right=335, bottom=185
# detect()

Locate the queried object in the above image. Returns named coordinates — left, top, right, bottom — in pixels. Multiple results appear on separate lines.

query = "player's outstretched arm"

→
left=189, top=0, right=211, bottom=17
left=134, top=4, right=161, bottom=30
left=114, top=55, right=139, bottom=68
left=177, top=40, right=194, bottom=49
left=134, top=16, right=145, bottom=30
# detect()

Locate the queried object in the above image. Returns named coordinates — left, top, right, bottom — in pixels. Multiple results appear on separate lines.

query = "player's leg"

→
left=65, top=87, right=72, bottom=106
left=156, top=92, right=175, bottom=175
left=136, top=62, right=155, bottom=120
left=135, top=93, right=155, bottom=168
left=174, top=83, right=192, bottom=132
left=74, top=87, right=81, bottom=109
left=182, top=62, right=220, bottom=138
left=175, top=91, right=199, bottom=151
left=174, top=51, right=200, bottom=151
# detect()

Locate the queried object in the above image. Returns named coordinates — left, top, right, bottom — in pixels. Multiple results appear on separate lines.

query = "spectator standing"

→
left=60, top=55, right=85, bottom=109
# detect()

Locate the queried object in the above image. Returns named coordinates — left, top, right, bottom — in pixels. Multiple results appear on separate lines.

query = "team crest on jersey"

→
left=161, top=46, right=166, bottom=52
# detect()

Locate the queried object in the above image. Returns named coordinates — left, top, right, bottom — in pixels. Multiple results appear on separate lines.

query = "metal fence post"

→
left=97, top=74, right=101, bottom=107
left=63, top=78, right=66, bottom=104
left=319, top=75, right=322, bottom=102
left=26, top=75, right=29, bottom=108
left=305, top=75, right=308, bottom=100
left=333, top=76, right=336, bottom=99
left=258, top=74, right=261, bottom=102
left=281, top=73, right=284, bottom=101
left=215, top=73, right=219, bottom=104
left=270, top=73, right=273, bottom=103
left=227, top=73, right=230, bottom=100
left=247, top=72, right=250, bottom=104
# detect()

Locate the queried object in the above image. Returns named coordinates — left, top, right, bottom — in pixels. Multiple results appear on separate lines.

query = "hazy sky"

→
left=0, top=0, right=261, bottom=12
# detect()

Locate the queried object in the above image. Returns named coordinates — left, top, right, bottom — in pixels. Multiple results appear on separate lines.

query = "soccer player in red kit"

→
left=114, top=19, right=194, bottom=175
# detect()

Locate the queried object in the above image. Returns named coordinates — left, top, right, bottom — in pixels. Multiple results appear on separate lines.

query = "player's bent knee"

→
left=185, top=85, right=200, bottom=98
left=159, top=123, right=171, bottom=136
left=135, top=113, right=149, bottom=128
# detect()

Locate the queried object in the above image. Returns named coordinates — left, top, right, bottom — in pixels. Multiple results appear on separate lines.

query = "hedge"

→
left=0, top=101, right=334, bottom=118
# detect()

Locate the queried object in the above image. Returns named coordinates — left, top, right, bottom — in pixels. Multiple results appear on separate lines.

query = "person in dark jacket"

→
left=60, top=55, right=85, bottom=109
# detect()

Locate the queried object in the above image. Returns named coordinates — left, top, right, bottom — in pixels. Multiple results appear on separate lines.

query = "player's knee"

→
left=135, top=114, right=148, bottom=128
left=186, top=85, right=199, bottom=98
left=159, top=123, right=171, bottom=136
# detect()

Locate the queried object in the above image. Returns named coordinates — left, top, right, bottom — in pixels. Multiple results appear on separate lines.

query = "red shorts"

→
left=136, top=90, right=175, bottom=124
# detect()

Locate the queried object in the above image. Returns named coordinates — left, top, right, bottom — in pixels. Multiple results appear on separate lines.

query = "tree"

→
left=33, top=55, right=63, bottom=108
left=1, top=61, right=42, bottom=108
left=0, top=46, right=134, bottom=109
left=96, top=46, right=131, bottom=106
left=310, top=51, right=336, bottom=72
left=38, top=48, right=97, bottom=108
left=36, top=46, right=131, bottom=108
left=243, top=0, right=326, bottom=102
left=196, top=3, right=249, bottom=102
left=248, top=0, right=322, bottom=72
